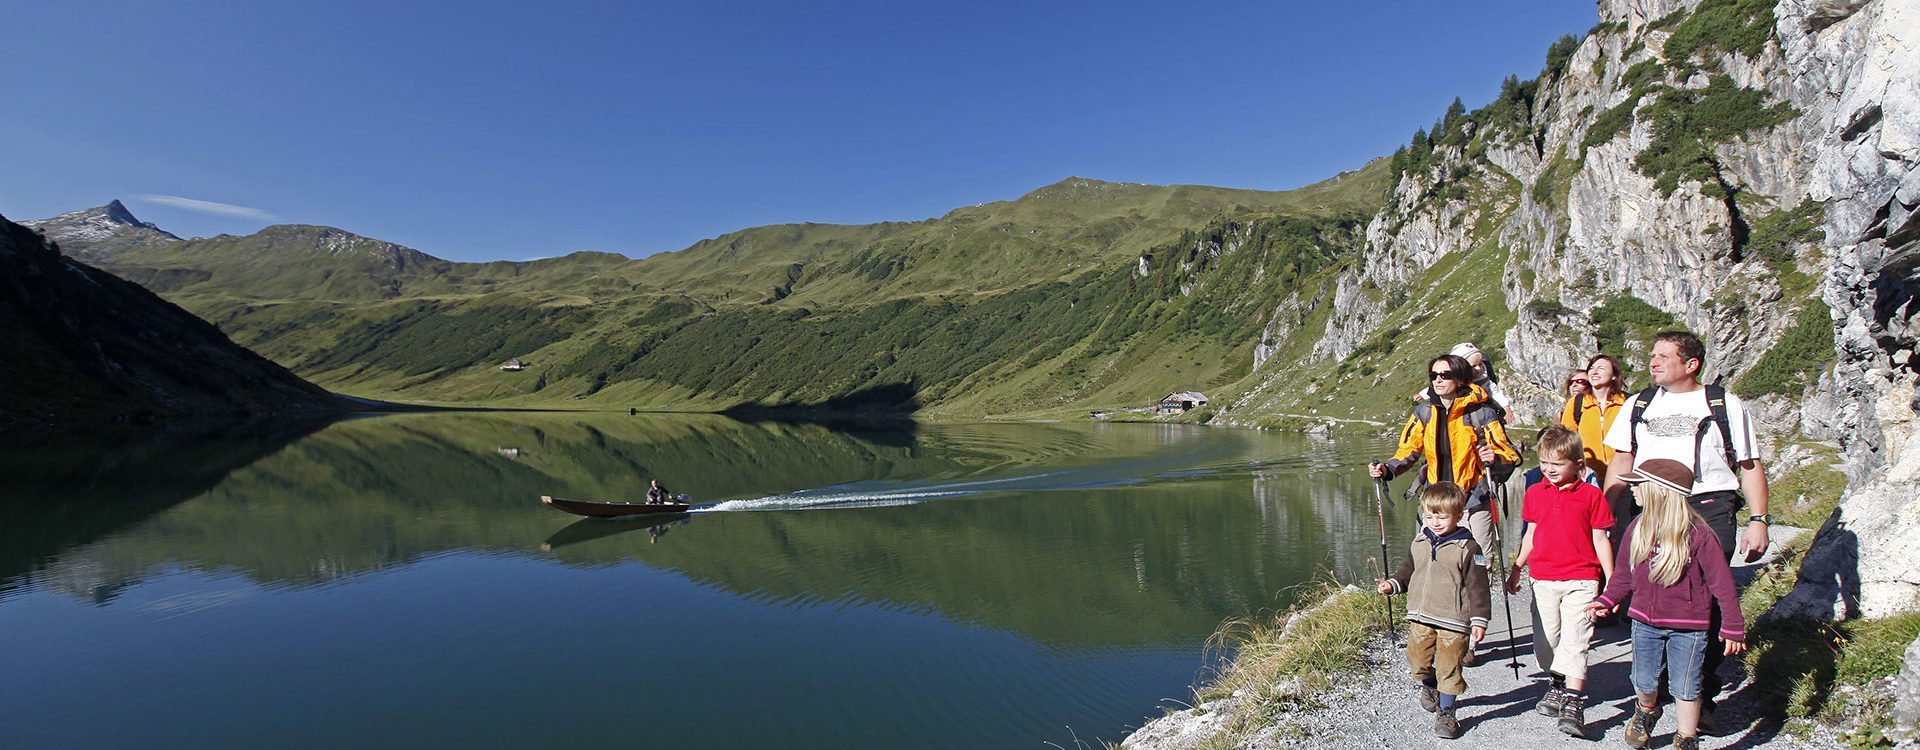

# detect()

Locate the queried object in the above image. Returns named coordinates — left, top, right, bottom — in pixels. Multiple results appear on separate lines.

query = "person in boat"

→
left=646, top=479, right=674, bottom=504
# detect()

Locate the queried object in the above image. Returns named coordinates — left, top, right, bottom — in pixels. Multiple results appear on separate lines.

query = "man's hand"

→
left=1376, top=578, right=1393, bottom=595
left=1740, top=522, right=1769, bottom=563
left=1470, top=625, right=1486, bottom=643
left=1369, top=461, right=1389, bottom=479
left=1476, top=444, right=1495, bottom=463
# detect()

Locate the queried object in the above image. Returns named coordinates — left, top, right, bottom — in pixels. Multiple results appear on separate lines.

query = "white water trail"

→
left=694, top=471, right=1067, bottom=513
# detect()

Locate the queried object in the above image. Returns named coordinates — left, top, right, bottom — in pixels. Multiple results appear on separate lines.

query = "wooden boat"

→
left=540, top=495, right=690, bottom=518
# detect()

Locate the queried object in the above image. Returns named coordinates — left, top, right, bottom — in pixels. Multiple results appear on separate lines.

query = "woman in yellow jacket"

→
left=1370, top=354, right=1519, bottom=552
left=1558, top=354, right=1627, bottom=482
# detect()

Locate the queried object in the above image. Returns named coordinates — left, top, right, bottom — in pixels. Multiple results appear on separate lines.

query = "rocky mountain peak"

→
left=22, top=200, right=181, bottom=260
left=101, top=200, right=142, bottom=225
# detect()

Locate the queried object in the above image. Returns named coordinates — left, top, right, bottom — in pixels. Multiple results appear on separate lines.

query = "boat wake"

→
left=691, top=447, right=1279, bottom=514
left=694, top=472, right=1065, bottom=513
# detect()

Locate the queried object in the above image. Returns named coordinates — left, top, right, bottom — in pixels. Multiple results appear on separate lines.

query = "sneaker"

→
left=1418, top=683, right=1439, bottom=713
left=1535, top=684, right=1566, bottom=717
left=1623, top=702, right=1662, bottom=749
left=1433, top=706, right=1462, bottom=739
left=1674, top=734, right=1701, bottom=750
left=1556, top=692, right=1587, bottom=738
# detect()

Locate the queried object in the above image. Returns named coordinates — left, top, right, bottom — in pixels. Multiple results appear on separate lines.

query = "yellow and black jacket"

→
left=1558, top=389, right=1627, bottom=475
left=1382, top=384, right=1518, bottom=508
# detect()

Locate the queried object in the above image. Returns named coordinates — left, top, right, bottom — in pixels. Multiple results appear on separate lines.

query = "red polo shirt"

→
left=1521, top=479, right=1614, bottom=581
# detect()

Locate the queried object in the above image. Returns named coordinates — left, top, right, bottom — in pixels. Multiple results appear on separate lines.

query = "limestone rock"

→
left=1897, top=632, right=1920, bottom=744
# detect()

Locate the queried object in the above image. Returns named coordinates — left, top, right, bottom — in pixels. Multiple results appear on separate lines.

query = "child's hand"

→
left=1505, top=566, right=1524, bottom=594
left=1586, top=602, right=1612, bottom=619
left=1376, top=578, right=1393, bottom=595
left=1470, top=625, right=1485, bottom=643
left=1724, top=639, right=1747, bottom=656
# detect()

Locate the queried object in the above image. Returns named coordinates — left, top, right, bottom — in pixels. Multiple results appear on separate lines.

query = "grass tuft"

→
left=1193, top=575, right=1394, bottom=743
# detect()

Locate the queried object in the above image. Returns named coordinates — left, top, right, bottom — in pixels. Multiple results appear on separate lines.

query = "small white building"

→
left=500, top=358, right=527, bottom=371
left=1156, top=391, right=1209, bottom=414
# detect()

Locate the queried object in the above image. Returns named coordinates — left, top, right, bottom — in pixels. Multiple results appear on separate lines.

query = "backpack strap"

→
left=1700, top=384, right=1739, bottom=473
left=1627, top=386, right=1660, bottom=456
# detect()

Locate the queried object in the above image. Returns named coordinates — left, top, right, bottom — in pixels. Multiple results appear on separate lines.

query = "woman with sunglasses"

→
left=1370, top=354, right=1519, bottom=553
left=1558, top=354, right=1628, bottom=483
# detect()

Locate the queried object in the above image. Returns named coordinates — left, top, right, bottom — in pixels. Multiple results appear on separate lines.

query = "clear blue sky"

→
left=2, top=1, right=1595, bottom=262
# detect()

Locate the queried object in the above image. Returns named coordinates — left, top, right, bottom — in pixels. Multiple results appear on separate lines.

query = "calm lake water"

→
left=0, top=413, right=1414, bottom=749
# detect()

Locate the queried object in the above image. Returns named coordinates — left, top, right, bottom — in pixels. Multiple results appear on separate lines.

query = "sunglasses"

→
left=1569, top=379, right=1590, bottom=386
left=1429, top=371, right=1456, bottom=381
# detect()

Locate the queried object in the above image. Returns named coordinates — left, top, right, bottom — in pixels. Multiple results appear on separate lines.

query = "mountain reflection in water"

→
left=0, top=412, right=1410, bottom=750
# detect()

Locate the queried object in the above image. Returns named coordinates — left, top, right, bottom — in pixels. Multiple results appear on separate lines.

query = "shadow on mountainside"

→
left=0, top=214, right=369, bottom=430
left=719, top=382, right=921, bottom=444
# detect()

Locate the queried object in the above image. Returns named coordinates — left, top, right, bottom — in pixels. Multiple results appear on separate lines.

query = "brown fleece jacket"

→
left=1386, top=526, right=1492, bottom=634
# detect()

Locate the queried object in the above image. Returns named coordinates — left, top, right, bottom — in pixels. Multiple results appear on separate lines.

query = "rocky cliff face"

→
left=1278, top=0, right=1918, bottom=618
left=1773, top=0, right=1919, bottom=620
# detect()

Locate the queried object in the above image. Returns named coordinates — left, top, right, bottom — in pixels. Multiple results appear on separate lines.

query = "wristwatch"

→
left=1748, top=514, right=1772, bottom=525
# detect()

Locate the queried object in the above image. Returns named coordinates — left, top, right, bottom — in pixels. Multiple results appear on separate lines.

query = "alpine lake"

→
left=0, top=412, right=1417, bottom=749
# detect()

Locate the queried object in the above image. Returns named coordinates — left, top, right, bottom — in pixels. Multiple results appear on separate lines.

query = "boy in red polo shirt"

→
left=1505, top=425, right=1615, bottom=738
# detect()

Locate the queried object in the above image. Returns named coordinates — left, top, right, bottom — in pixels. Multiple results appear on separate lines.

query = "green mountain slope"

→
left=48, top=162, right=1390, bottom=414
left=0, top=215, right=344, bottom=427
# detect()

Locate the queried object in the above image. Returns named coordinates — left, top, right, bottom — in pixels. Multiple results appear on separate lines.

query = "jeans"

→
left=1630, top=621, right=1710, bottom=701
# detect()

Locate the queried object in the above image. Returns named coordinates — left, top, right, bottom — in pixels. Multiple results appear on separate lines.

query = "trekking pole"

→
left=1475, top=425, right=1522, bottom=679
left=1494, top=478, right=1521, bottom=679
left=1373, top=474, right=1396, bottom=637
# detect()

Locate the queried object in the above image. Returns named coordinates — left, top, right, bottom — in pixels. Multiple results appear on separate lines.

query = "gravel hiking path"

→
left=1267, top=529, right=1834, bottom=749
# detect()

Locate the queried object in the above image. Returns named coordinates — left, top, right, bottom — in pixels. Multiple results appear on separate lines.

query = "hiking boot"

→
left=1673, top=734, right=1701, bottom=750
left=1556, top=692, right=1587, bottom=738
left=1535, top=684, right=1566, bottom=717
left=1418, top=683, right=1439, bottom=713
left=1433, top=707, right=1461, bottom=739
left=1623, top=702, right=1662, bottom=749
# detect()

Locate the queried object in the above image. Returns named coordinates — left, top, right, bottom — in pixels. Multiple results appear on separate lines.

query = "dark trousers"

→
left=1690, top=490, right=1741, bottom=707
left=1609, top=486, right=1743, bottom=707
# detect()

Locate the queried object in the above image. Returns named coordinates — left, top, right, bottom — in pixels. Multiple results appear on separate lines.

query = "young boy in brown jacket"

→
left=1378, top=481, right=1492, bottom=739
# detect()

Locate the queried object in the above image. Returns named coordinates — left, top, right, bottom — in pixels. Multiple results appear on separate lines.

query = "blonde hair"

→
left=1536, top=425, right=1585, bottom=464
left=1418, top=482, right=1467, bottom=519
left=1629, top=482, right=1703, bottom=587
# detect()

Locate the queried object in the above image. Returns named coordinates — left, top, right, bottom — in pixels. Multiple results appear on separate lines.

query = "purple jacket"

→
left=1596, top=519, right=1746, bottom=641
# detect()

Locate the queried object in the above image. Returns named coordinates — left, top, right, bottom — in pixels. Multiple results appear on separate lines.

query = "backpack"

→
left=1626, top=384, right=1739, bottom=476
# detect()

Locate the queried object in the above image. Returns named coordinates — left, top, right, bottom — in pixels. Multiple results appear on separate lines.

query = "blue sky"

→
left=2, top=1, right=1595, bottom=262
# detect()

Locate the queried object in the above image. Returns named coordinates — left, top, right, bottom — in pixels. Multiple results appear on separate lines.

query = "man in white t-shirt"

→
left=1600, top=330, right=1771, bottom=731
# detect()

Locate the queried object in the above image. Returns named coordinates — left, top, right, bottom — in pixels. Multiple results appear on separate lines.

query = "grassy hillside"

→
left=65, top=163, right=1391, bottom=415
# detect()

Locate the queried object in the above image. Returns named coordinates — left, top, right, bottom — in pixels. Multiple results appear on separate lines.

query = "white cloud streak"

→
left=136, top=194, right=275, bottom=221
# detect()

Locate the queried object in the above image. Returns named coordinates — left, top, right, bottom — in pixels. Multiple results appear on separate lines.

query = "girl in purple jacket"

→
left=1588, top=458, right=1747, bottom=750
